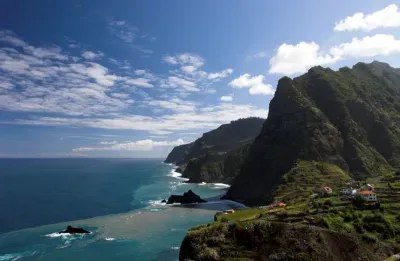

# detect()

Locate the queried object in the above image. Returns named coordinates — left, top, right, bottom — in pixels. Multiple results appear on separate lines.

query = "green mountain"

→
left=164, top=143, right=193, bottom=164
left=183, top=142, right=252, bottom=184
left=226, top=61, right=400, bottom=205
left=179, top=62, right=400, bottom=261
left=165, top=117, right=265, bottom=183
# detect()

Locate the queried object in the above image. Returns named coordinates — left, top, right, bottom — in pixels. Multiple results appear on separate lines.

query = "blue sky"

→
left=1, top=0, right=400, bottom=158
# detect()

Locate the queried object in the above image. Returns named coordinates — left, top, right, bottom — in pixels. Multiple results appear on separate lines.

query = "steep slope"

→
left=226, top=61, right=400, bottom=205
left=176, top=117, right=265, bottom=165
left=164, top=143, right=193, bottom=164
left=180, top=221, right=396, bottom=261
left=165, top=117, right=265, bottom=183
left=182, top=142, right=252, bottom=183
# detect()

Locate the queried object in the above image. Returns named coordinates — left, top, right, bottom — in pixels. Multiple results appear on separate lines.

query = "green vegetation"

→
left=179, top=62, right=400, bottom=260
left=165, top=117, right=264, bottom=183
left=227, top=61, right=400, bottom=205
left=275, top=160, right=350, bottom=203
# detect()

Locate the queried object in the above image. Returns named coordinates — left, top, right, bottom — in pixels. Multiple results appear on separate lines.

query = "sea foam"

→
left=0, top=251, right=36, bottom=261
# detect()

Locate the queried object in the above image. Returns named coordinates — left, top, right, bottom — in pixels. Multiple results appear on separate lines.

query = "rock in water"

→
left=59, top=225, right=90, bottom=234
left=167, top=190, right=206, bottom=204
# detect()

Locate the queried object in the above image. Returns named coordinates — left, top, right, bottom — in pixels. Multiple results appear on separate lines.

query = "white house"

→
left=341, top=189, right=352, bottom=195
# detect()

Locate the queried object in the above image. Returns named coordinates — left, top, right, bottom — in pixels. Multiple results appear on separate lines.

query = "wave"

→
left=170, top=246, right=180, bottom=250
left=44, top=232, right=73, bottom=238
left=105, top=237, right=116, bottom=241
left=167, top=168, right=189, bottom=181
left=197, top=182, right=230, bottom=189
left=0, top=251, right=36, bottom=261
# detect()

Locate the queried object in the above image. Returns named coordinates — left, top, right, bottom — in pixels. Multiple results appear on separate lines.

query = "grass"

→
left=274, top=160, right=350, bottom=204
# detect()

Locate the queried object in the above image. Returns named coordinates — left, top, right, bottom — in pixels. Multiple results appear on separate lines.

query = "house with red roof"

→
left=359, top=190, right=377, bottom=202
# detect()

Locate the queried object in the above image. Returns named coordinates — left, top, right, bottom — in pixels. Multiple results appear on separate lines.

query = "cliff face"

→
left=164, top=143, right=192, bottom=164
left=226, top=62, right=400, bottom=205
left=165, top=117, right=265, bottom=183
left=176, top=117, right=265, bottom=165
left=182, top=142, right=252, bottom=184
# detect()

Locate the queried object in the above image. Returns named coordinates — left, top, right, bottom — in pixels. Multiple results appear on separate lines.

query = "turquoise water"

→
left=0, top=159, right=243, bottom=260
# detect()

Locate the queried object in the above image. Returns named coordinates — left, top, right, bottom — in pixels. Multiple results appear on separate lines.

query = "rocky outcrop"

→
left=226, top=61, right=400, bottom=205
left=179, top=221, right=397, bottom=261
left=164, top=143, right=193, bottom=164
left=166, top=190, right=206, bottom=204
left=59, top=225, right=90, bottom=234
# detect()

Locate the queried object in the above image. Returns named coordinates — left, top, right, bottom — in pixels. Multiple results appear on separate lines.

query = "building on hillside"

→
left=359, top=190, right=377, bottom=202
left=341, top=188, right=352, bottom=195
left=361, top=184, right=374, bottom=191
left=321, top=187, right=332, bottom=196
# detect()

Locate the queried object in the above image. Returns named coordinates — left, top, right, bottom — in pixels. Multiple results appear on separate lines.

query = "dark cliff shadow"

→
left=169, top=199, right=247, bottom=211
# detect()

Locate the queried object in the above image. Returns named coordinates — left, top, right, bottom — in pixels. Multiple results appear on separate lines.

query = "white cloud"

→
left=0, top=30, right=269, bottom=139
left=163, top=53, right=204, bottom=70
left=229, top=74, right=275, bottom=96
left=108, top=20, right=138, bottom=43
left=206, top=89, right=216, bottom=94
left=249, top=84, right=275, bottom=96
left=100, top=141, right=117, bottom=145
left=181, top=65, right=197, bottom=74
left=107, top=20, right=153, bottom=54
left=165, top=76, right=199, bottom=92
left=110, top=93, right=130, bottom=99
left=73, top=139, right=185, bottom=152
left=208, top=68, right=233, bottom=79
left=146, top=98, right=196, bottom=112
left=124, top=77, right=154, bottom=88
left=247, top=52, right=267, bottom=60
left=269, top=42, right=338, bottom=75
left=134, top=69, right=146, bottom=75
left=82, top=51, right=104, bottom=60
left=86, top=63, right=118, bottom=86
left=163, top=56, right=178, bottom=64
left=6, top=103, right=268, bottom=133
left=269, top=34, right=400, bottom=75
left=220, top=95, right=233, bottom=102
left=0, top=30, right=133, bottom=116
left=334, top=4, right=400, bottom=32
left=329, top=34, right=400, bottom=59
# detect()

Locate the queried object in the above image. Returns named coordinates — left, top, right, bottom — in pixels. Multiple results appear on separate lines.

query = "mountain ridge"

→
left=225, top=61, right=400, bottom=205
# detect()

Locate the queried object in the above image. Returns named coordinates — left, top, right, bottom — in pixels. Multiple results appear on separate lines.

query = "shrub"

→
left=362, top=234, right=378, bottom=243
left=353, top=219, right=364, bottom=233
left=198, top=247, right=220, bottom=261
left=343, top=212, right=353, bottom=222
left=353, top=195, right=366, bottom=208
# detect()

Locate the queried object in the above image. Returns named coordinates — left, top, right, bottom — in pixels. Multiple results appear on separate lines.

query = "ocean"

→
left=0, top=158, right=243, bottom=261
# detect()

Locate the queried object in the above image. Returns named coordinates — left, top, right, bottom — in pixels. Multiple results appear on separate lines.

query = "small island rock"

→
left=167, top=190, right=206, bottom=204
left=59, top=225, right=90, bottom=234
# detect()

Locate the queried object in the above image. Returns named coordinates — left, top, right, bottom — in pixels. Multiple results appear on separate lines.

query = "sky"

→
left=1, top=0, right=400, bottom=158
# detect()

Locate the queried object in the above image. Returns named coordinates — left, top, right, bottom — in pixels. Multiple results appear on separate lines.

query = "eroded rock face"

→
left=167, top=190, right=206, bottom=204
left=226, top=62, right=400, bottom=205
